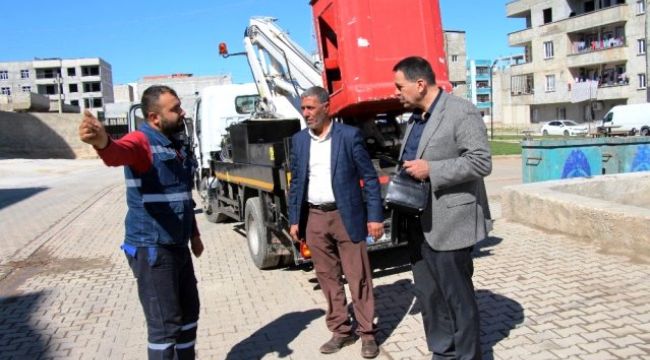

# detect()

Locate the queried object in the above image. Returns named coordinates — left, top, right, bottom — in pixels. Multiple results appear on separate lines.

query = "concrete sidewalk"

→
left=1, top=158, right=649, bottom=359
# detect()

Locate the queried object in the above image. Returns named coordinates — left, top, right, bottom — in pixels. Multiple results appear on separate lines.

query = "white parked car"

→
left=540, top=120, right=588, bottom=136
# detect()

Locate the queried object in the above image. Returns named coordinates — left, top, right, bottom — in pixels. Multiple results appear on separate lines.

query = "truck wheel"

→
left=641, top=128, right=650, bottom=136
left=245, top=197, right=281, bottom=269
left=205, top=182, right=228, bottom=223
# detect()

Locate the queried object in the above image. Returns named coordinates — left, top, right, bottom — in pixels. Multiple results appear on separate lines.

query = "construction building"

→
left=0, top=57, right=113, bottom=113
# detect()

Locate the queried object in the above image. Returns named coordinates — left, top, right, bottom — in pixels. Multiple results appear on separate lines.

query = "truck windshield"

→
left=602, top=112, right=613, bottom=123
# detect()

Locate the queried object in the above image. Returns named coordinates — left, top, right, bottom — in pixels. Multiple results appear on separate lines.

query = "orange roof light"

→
left=218, top=42, right=229, bottom=56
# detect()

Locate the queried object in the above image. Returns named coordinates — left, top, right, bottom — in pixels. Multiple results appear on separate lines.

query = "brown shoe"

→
left=319, top=335, right=356, bottom=354
left=361, top=339, right=379, bottom=359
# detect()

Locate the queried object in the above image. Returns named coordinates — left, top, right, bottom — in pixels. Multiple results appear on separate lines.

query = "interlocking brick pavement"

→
left=1, top=159, right=649, bottom=359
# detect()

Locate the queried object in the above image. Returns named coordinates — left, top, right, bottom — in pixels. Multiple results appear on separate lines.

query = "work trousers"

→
left=126, top=246, right=200, bottom=360
left=306, top=208, right=375, bottom=339
left=406, top=217, right=481, bottom=360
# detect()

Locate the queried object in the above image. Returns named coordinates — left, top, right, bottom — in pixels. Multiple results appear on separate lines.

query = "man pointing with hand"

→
left=79, top=85, right=203, bottom=360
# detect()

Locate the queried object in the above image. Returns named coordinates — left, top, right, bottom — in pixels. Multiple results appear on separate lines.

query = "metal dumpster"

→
left=601, top=137, right=650, bottom=174
left=521, top=138, right=603, bottom=183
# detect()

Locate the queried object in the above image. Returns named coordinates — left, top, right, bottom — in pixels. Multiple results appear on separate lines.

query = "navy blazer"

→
left=288, top=122, right=383, bottom=242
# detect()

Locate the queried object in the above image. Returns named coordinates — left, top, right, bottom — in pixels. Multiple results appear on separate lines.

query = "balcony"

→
left=566, top=45, right=627, bottom=68
left=508, top=28, right=535, bottom=46
left=561, top=5, right=628, bottom=34
left=506, top=0, right=535, bottom=18
left=509, top=62, right=534, bottom=76
left=568, top=33, right=625, bottom=55
left=596, top=83, right=630, bottom=100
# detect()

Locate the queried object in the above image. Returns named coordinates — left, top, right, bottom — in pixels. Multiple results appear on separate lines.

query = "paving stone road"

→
left=0, top=158, right=649, bottom=359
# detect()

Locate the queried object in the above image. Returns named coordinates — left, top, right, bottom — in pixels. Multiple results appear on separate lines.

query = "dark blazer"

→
left=288, top=122, right=383, bottom=242
left=400, top=91, right=492, bottom=250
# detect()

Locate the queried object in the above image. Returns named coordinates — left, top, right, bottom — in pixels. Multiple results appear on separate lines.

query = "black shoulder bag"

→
left=377, top=154, right=430, bottom=215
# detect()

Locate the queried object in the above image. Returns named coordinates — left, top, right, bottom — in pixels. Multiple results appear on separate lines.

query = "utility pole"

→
left=56, top=72, right=63, bottom=114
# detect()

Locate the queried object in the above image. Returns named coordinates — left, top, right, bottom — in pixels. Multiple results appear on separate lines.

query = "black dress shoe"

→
left=319, top=335, right=356, bottom=354
left=361, top=339, right=379, bottom=358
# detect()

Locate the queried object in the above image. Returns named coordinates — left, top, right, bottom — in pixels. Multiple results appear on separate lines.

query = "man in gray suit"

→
left=392, top=56, right=492, bottom=360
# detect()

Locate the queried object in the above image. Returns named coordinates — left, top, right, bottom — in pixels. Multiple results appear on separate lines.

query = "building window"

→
left=0, top=71, right=7, bottom=80
left=1, top=87, right=10, bottom=95
left=545, top=74, right=556, bottom=92
left=511, top=74, right=535, bottom=95
left=69, top=84, right=78, bottom=93
left=638, top=73, right=646, bottom=89
left=70, top=100, right=79, bottom=107
left=38, top=84, right=57, bottom=95
left=543, top=8, right=553, bottom=24
left=451, top=55, right=458, bottom=62
left=543, top=41, right=554, bottom=59
left=637, top=0, right=646, bottom=14
left=67, top=67, right=76, bottom=76
left=638, top=39, right=646, bottom=55
left=21, top=85, right=31, bottom=93
left=20, top=70, right=29, bottom=79
left=81, top=66, right=100, bottom=77
left=85, top=98, right=103, bottom=108
left=83, top=82, right=101, bottom=92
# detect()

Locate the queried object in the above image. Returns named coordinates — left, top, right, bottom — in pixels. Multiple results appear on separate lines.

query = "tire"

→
left=542, top=130, right=548, bottom=136
left=204, top=180, right=228, bottom=223
left=641, top=128, right=650, bottom=137
left=563, top=130, right=569, bottom=136
left=244, top=197, right=281, bottom=269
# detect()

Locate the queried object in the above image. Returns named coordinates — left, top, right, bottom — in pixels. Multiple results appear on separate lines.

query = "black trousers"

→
left=407, top=217, right=481, bottom=360
left=126, top=246, right=200, bottom=360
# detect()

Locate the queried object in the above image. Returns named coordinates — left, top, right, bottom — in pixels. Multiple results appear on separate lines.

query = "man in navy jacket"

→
left=288, top=86, right=383, bottom=358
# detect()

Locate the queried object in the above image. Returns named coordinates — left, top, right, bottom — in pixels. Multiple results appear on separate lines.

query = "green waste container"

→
left=601, top=137, right=650, bottom=174
left=521, top=138, right=604, bottom=183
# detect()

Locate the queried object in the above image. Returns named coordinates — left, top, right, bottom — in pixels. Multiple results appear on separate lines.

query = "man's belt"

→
left=308, top=202, right=338, bottom=212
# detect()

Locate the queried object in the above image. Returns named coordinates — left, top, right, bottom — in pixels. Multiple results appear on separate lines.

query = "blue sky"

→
left=2, top=1, right=524, bottom=84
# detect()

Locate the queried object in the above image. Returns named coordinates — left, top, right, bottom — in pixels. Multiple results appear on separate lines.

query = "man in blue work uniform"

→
left=79, top=85, right=203, bottom=359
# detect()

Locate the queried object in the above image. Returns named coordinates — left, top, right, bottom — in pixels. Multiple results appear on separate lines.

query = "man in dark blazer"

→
left=288, top=86, right=384, bottom=358
left=392, top=56, right=492, bottom=360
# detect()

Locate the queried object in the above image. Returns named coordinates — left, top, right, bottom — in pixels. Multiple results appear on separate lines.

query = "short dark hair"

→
left=301, top=86, right=329, bottom=104
left=393, top=56, right=436, bottom=85
left=141, top=85, right=178, bottom=118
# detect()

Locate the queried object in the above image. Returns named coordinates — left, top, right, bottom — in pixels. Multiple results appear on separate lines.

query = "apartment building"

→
left=0, top=57, right=113, bottom=112
left=444, top=30, right=469, bottom=97
left=506, top=0, right=647, bottom=124
left=466, top=60, right=494, bottom=118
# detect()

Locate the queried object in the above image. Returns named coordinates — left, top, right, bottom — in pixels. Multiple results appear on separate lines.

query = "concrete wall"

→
left=502, top=172, right=650, bottom=261
left=0, top=111, right=96, bottom=159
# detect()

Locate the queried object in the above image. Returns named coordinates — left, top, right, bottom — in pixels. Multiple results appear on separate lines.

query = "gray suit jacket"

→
left=400, top=91, right=492, bottom=251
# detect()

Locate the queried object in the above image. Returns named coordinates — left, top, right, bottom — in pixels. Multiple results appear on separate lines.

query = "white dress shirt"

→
left=307, top=126, right=336, bottom=205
